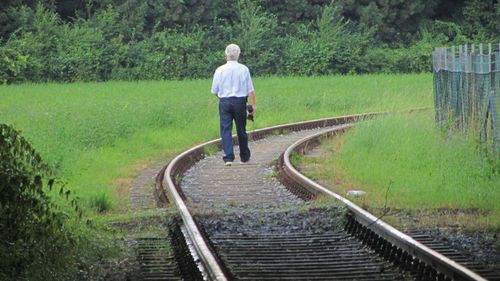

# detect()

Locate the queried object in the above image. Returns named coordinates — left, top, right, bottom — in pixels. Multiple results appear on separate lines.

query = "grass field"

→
left=296, top=111, right=500, bottom=230
left=0, top=74, right=432, bottom=213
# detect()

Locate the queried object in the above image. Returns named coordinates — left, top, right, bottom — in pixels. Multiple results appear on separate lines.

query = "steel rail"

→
left=163, top=137, right=227, bottom=281
left=279, top=125, right=488, bottom=281
left=160, top=113, right=374, bottom=281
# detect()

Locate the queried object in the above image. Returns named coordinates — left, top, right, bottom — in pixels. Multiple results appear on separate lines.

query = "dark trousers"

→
left=218, top=97, right=251, bottom=162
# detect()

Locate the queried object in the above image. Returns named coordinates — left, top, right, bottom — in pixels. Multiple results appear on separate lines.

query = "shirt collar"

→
left=227, top=60, right=238, bottom=64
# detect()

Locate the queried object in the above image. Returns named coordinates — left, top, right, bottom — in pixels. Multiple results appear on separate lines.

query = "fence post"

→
left=479, top=44, right=489, bottom=141
left=491, top=52, right=499, bottom=152
left=480, top=44, right=483, bottom=71
left=464, top=45, right=469, bottom=130
left=433, top=48, right=441, bottom=125
left=451, top=46, right=458, bottom=129
left=471, top=51, right=477, bottom=133
left=460, top=46, right=466, bottom=129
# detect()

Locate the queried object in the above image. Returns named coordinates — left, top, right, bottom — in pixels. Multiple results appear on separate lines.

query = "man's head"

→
left=225, top=44, right=240, bottom=61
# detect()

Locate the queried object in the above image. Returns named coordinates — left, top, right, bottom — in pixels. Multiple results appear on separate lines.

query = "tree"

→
left=283, top=4, right=368, bottom=75
left=337, top=0, right=439, bottom=45
left=232, top=0, right=279, bottom=74
left=0, top=0, right=51, bottom=38
left=461, top=0, right=500, bottom=41
left=259, top=0, right=328, bottom=25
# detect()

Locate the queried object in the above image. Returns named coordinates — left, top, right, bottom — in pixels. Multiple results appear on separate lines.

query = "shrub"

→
left=355, top=47, right=396, bottom=73
left=0, top=44, right=29, bottom=84
left=232, top=0, right=279, bottom=75
left=283, top=5, right=368, bottom=75
left=356, top=24, right=460, bottom=74
left=5, top=4, right=62, bottom=82
left=0, top=124, right=81, bottom=280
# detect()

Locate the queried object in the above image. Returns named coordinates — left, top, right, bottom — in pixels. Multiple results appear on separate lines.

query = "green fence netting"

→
left=433, top=44, right=500, bottom=152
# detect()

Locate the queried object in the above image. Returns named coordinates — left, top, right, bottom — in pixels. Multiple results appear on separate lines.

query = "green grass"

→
left=0, top=74, right=432, bottom=212
left=336, top=112, right=499, bottom=210
left=298, top=111, right=500, bottom=229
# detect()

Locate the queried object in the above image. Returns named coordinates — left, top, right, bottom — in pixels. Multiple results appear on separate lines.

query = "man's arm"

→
left=246, top=69, right=256, bottom=111
left=248, top=90, right=256, bottom=111
left=211, top=69, right=219, bottom=96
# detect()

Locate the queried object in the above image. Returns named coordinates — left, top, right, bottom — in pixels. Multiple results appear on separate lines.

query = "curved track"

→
left=158, top=114, right=495, bottom=281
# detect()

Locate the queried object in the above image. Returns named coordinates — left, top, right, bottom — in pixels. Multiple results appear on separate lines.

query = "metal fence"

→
left=432, top=43, right=500, bottom=151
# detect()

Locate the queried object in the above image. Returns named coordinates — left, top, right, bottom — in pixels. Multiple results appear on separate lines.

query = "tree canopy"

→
left=0, top=0, right=498, bottom=83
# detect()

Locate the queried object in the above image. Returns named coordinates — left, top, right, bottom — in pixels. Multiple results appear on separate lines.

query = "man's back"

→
left=212, top=61, right=253, bottom=99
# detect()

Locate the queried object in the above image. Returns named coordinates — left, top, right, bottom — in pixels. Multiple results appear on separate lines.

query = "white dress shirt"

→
left=211, top=61, right=254, bottom=98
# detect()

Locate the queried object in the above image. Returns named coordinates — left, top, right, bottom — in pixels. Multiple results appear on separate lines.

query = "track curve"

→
left=157, top=113, right=493, bottom=281
left=278, top=125, right=490, bottom=281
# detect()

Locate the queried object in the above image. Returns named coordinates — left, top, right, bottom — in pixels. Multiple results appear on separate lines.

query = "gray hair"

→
left=225, top=44, right=240, bottom=61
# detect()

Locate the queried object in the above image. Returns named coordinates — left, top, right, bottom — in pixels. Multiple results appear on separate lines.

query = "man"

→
left=211, top=44, right=256, bottom=166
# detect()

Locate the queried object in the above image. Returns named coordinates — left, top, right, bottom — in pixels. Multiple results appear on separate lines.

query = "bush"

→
left=0, top=124, right=138, bottom=280
left=5, top=4, right=62, bottom=82
left=358, top=45, right=432, bottom=74
left=356, top=23, right=463, bottom=74
left=0, top=44, right=29, bottom=84
left=356, top=48, right=396, bottom=73
left=1, top=4, right=125, bottom=83
left=147, top=28, right=211, bottom=79
left=283, top=5, right=368, bottom=75
left=0, top=124, right=81, bottom=280
left=232, top=0, right=279, bottom=75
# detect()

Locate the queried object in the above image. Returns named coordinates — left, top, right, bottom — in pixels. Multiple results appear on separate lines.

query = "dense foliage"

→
left=0, top=0, right=498, bottom=83
left=0, top=122, right=144, bottom=280
left=0, top=124, right=81, bottom=280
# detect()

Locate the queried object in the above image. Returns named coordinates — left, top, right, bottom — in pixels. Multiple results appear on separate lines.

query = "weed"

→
left=174, top=174, right=183, bottom=186
left=289, top=151, right=302, bottom=166
left=89, top=192, right=113, bottom=213
left=203, top=143, right=219, bottom=156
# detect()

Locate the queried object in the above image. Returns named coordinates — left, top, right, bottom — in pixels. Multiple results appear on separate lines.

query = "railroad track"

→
left=157, top=113, right=498, bottom=281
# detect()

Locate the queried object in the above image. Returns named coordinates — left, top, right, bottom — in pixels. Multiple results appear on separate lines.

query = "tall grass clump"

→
left=336, top=112, right=500, bottom=210
left=89, top=191, right=113, bottom=213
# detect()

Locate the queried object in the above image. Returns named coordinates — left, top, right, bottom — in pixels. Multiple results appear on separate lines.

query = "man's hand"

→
left=247, top=104, right=255, bottom=121
left=248, top=91, right=256, bottom=120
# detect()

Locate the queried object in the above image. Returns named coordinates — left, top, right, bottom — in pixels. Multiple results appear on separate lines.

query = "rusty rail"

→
left=158, top=113, right=373, bottom=280
left=278, top=125, right=488, bottom=281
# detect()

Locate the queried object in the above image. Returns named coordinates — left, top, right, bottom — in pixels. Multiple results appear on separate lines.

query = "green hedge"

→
left=0, top=2, right=480, bottom=83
